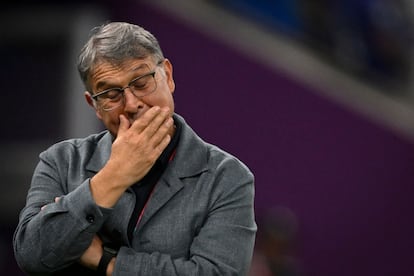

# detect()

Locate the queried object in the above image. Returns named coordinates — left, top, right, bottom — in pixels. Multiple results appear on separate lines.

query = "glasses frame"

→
left=91, top=60, right=164, bottom=111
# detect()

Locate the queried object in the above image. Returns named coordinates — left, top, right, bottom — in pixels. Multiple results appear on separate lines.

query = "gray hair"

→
left=77, top=22, right=165, bottom=91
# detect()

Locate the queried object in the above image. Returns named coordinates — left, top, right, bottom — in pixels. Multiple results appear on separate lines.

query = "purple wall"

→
left=112, top=3, right=414, bottom=276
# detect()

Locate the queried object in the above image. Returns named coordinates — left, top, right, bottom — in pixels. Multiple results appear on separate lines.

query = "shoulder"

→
left=207, top=143, right=254, bottom=180
left=39, top=131, right=111, bottom=161
left=174, top=113, right=253, bottom=180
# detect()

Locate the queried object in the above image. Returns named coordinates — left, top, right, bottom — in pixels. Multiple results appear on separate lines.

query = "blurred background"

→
left=2, top=0, right=414, bottom=275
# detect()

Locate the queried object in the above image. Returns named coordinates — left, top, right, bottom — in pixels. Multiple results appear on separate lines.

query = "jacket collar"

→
left=165, top=113, right=209, bottom=180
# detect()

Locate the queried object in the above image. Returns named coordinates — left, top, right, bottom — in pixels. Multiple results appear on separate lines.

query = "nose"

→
left=123, top=88, right=144, bottom=113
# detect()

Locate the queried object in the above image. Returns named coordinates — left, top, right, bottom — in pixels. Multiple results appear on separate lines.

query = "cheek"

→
left=153, top=93, right=174, bottom=113
left=166, top=94, right=175, bottom=114
left=156, top=83, right=175, bottom=108
left=96, top=109, right=104, bottom=120
left=99, top=112, right=120, bottom=129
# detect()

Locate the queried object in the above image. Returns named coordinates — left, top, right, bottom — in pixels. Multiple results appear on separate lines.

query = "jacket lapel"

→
left=85, top=131, right=113, bottom=174
left=136, top=114, right=208, bottom=230
left=137, top=170, right=183, bottom=229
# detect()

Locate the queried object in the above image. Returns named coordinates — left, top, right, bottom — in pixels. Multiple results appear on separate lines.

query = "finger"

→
left=129, top=106, right=162, bottom=132
left=117, top=114, right=130, bottom=135
left=155, top=133, right=171, bottom=154
left=41, top=197, right=61, bottom=210
left=139, top=107, right=171, bottom=139
left=143, top=133, right=171, bottom=164
left=150, top=115, right=173, bottom=146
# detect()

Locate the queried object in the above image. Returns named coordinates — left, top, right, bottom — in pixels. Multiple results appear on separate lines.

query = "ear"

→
left=84, top=91, right=103, bottom=120
left=163, top=58, right=175, bottom=94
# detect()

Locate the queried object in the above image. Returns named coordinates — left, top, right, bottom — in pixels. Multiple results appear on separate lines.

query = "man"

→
left=13, top=22, right=256, bottom=276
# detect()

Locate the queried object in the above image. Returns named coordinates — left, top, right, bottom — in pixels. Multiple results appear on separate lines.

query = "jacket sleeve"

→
left=13, top=148, right=111, bottom=273
left=113, top=156, right=257, bottom=276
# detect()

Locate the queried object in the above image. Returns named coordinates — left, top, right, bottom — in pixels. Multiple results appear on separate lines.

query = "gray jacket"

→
left=14, top=114, right=256, bottom=275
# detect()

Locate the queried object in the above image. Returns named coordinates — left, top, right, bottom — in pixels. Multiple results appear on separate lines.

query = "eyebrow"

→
left=95, top=63, right=151, bottom=92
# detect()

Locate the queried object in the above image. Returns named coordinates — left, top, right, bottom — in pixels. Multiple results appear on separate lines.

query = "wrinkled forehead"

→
left=87, top=57, right=156, bottom=87
left=96, top=55, right=156, bottom=71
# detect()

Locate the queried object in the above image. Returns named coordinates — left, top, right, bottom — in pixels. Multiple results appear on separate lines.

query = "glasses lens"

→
left=97, top=89, right=124, bottom=111
left=129, top=73, right=157, bottom=97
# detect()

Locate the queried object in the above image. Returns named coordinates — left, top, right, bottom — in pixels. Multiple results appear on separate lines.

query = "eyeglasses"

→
left=91, top=65, right=160, bottom=111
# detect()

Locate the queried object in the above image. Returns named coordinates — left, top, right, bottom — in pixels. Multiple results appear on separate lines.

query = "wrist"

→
left=90, top=171, right=126, bottom=208
left=106, top=257, right=116, bottom=276
left=97, top=244, right=117, bottom=276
